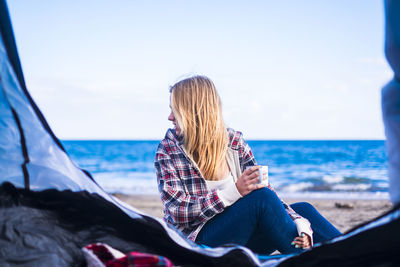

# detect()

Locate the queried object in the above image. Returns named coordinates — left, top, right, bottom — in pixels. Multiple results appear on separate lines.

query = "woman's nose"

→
left=168, top=111, right=174, bottom=121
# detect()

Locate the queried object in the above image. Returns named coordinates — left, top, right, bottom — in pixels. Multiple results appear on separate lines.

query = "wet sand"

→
left=113, top=194, right=393, bottom=233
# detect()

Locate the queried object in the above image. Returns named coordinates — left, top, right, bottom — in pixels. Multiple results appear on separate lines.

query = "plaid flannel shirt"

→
left=154, top=128, right=301, bottom=242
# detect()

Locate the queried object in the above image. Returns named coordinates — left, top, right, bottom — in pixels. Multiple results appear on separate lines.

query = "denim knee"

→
left=243, top=188, right=283, bottom=210
left=290, top=202, right=316, bottom=214
left=247, top=187, right=277, bottom=201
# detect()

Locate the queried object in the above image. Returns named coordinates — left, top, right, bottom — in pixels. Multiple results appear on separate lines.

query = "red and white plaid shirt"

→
left=154, top=128, right=301, bottom=241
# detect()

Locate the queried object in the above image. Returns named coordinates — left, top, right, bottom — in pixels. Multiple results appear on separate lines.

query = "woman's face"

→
left=168, top=103, right=182, bottom=136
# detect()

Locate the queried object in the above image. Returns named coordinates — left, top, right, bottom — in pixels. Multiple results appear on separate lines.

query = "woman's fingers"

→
left=292, top=241, right=310, bottom=249
left=292, top=235, right=311, bottom=249
left=243, top=167, right=254, bottom=176
left=247, top=176, right=259, bottom=185
left=245, top=166, right=260, bottom=173
left=246, top=167, right=260, bottom=180
left=245, top=166, right=260, bottom=177
left=247, top=172, right=262, bottom=190
left=294, top=237, right=308, bottom=245
left=237, top=166, right=264, bottom=196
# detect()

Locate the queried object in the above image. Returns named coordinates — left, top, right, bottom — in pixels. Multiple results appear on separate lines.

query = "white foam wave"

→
left=280, top=182, right=314, bottom=192
left=87, top=170, right=388, bottom=197
left=92, top=171, right=159, bottom=195
left=322, top=175, right=344, bottom=183
left=332, top=183, right=371, bottom=191
left=278, top=191, right=389, bottom=200
left=376, top=182, right=389, bottom=189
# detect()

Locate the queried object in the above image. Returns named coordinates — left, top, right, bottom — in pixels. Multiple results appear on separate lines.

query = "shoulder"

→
left=227, top=128, right=245, bottom=150
left=156, top=129, right=180, bottom=156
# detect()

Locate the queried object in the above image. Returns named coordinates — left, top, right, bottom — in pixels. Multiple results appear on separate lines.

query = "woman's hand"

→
left=235, top=166, right=266, bottom=196
left=291, top=233, right=312, bottom=249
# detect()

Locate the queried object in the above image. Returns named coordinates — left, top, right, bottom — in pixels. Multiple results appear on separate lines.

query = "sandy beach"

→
left=114, top=194, right=393, bottom=233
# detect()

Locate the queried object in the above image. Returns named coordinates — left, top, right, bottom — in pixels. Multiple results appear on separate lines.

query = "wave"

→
left=278, top=191, right=389, bottom=200
left=93, top=171, right=159, bottom=195
left=322, top=175, right=344, bottom=183
left=62, top=140, right=389, bottom=198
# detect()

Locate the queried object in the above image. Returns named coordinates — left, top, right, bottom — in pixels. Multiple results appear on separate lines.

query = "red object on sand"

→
left=84, top=243, right=174, bottom=267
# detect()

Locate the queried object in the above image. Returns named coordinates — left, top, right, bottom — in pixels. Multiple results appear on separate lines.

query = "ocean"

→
left=62, top=139, right=389, bottom=199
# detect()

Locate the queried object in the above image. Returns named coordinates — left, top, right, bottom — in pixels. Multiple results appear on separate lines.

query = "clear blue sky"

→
left=6, top=0, right=392, bottom=140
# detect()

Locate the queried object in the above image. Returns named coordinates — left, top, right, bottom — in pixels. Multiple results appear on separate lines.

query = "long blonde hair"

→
left=170, top=76, right=228, bottom=180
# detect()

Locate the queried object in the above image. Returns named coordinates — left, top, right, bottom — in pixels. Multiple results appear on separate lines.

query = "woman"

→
left=154, top=76, right=341, bottom=254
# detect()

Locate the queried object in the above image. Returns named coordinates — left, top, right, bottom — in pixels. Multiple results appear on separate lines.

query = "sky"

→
left=6, top=0, right=392, bottom=140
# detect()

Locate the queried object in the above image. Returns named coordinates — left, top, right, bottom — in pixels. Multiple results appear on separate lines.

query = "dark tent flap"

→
left=1, top=182, right=399, bottom=266
left=0, top=182, right=262, bottom=267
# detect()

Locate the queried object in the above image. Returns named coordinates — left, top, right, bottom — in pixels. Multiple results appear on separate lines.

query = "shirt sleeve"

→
left=294, top=218, right=314, bottom=245
left=216, top=181, right=243, bottom=206
left=154, top=148, right=225, bottom=229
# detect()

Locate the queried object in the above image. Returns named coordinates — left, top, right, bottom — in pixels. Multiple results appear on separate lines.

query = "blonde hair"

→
left=170, top=76, right=228, bottom=180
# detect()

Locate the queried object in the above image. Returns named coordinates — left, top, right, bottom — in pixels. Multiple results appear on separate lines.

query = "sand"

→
left=113, top=194, right=393, bottom=233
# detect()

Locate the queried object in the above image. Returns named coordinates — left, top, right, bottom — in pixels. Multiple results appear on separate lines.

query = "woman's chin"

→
left=175, top=128, right=182, bottom=136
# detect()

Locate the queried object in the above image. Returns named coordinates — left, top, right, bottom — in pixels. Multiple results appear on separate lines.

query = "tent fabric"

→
left=0, top=0, right=65, bottom=157
left=1, top=182, right=400, bottom=267
left=383, top=0, right=400, bottom=205
left=0, top=182, right=261, bottom=267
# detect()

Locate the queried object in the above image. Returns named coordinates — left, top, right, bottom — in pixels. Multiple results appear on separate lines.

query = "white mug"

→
left=246, top=165, right=269, bottom=186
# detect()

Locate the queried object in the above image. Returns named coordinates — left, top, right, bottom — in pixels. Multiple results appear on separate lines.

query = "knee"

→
left=290, top=202, right=317, bottom=214
left=244, top=188, right=282, bottom=207
left=248, top=187, right=276, bottom=199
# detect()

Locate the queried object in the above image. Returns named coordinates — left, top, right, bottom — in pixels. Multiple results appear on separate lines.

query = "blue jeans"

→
left=195, top=188, right=341, bottom=254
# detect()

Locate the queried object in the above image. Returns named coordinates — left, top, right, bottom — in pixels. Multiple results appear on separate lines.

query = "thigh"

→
left=195, top=193, right=260, bottom=247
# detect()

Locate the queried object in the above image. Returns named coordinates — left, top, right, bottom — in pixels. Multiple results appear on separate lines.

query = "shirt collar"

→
left=166, top=128, right=184, bottom=145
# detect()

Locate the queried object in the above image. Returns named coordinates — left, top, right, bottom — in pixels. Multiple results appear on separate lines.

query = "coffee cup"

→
left=246, top=165, right=269, bottom=186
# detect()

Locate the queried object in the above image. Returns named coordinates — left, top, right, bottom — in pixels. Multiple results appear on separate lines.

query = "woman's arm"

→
left=236, top=131, right=313, bottom=244
left=155, top=150, right=225, bottom=228
left=236, top=131, right=301, bottom=217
